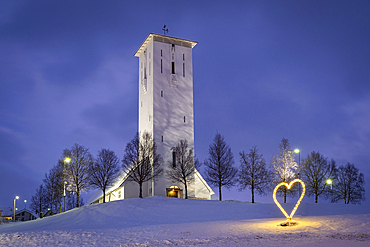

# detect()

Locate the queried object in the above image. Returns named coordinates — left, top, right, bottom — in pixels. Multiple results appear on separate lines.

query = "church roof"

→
left=134, top=33, right=197, bottom=57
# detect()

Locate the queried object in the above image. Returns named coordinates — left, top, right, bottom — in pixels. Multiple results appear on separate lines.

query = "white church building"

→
left=87, top=33, right=215, bottom=204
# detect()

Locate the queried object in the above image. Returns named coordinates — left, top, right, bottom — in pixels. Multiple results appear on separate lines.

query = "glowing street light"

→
left=63, top=157, right=71, bottom=212
left=326, top=179, right=333, bottom=203
left=24, top=199, right=27, bottom=209
left=13, top=196, right=19, bottom=222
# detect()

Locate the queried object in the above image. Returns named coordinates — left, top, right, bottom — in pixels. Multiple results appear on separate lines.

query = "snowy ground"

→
left=0, top=196, right=369, bottom=246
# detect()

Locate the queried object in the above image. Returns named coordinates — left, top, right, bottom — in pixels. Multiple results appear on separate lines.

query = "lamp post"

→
left=13, top=196, right=19, bottom=222
left=24, top=200, right=27, bottom=209
left=64, top=157, right=71, bottom=212
left=294, top=149, right=301, bottom=197
left=326, top=179, right=333, bottom=203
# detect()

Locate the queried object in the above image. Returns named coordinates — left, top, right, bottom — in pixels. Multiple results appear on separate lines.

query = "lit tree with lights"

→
left=271, top=138, right=298, bottom=203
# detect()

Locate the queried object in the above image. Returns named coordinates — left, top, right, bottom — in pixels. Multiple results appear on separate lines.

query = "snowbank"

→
left=0, top=196, right=369, bottom=246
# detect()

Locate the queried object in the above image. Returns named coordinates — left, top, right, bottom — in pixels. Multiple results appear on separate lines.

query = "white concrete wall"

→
left=138, top=38, right=195, bottom=198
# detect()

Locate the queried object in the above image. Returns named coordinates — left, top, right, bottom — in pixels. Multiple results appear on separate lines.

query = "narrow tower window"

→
left=161, top=59, right=163, bottom=73
left=184, top=116, right=186, bottom=123
left=162, top=135, right=163, bottom=142
left=183, top=63, right=185, bottom=77
left=172, top=62, right=175, bottom=74
left=172, top=150, right=176, bottom=167
left=183, top=54, right=185, bottom=60
left=161, top=90, right=163, bottom=97
left=161, top=49, right=162, bottom=56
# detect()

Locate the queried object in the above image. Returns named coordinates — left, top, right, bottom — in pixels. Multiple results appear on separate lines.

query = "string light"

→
left=273, top=179, right=306, bottom=221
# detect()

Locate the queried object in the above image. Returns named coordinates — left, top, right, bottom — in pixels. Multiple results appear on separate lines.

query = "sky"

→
left=1, top=0, right=370, bottom=207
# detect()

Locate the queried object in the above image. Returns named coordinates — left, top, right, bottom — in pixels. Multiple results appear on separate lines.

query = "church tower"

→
left=134, top=33, right=197, bottom=198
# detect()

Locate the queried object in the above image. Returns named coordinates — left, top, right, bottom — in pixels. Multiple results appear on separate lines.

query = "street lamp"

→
left=63, top=157, right=71, bottom=212
left=294, top=149, right=301, bottom=197
left=24, top=200, right=27, bottom=209
left=326, top=179, right=333, bottom=203
left=13, top=196, right=19, bottom=222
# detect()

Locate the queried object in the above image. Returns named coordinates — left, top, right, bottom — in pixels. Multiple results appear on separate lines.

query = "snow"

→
left=1, top=196, right=369, bottom=246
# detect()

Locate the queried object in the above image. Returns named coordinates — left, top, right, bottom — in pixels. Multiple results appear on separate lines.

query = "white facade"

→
left=135, top=33, right=199, bottom=198
left=87, top=34, right=214, bottom=205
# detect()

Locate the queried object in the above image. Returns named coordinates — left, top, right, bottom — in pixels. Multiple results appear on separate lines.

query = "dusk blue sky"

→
left=1, top=1, right=369, bottom=207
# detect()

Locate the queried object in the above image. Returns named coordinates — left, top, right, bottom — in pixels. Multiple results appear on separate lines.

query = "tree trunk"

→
left=315, top=194, right=318, bottom=203
left=139, top=181, right=143, bottom=198
left=284, top=188, right=287, bottom=203
left=251, top=183, right=255, bottom=203
left=219, top=184, right=222, bottom=201
left=103, top=190, right=106, bottom=203
left=76, top=189, right=80, bottom=208
left=184, top=182, right=188, bottom=199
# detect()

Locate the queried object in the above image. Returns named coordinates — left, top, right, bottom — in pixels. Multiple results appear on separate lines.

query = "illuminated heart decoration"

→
left=273, top=179, right=305, bottom=221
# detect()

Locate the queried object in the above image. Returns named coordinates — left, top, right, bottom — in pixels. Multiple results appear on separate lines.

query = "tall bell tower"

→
left=134, top=34, right=197, bottom=197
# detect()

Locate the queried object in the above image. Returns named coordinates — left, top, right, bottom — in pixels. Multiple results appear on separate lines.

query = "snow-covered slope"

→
left=1, top=196, right=369, bottom=246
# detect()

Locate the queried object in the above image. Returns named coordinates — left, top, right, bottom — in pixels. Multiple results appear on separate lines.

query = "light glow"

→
left=64, top=157, right=71, bottom=163
left=294, top=149, right=300, bottom=153
left=273, top=179, right=305, bottom=221
left=326, top=179, right=332, bottom=185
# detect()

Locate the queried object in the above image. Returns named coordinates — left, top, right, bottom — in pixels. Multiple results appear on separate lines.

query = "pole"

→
left=298, top=152, right=301, bottom=197
left=63, top=181, right=66, bottom=212
left=151, top=161, right=154, bottom=196
left=330, top=183, right=333, bottom=203
left=13, top=199, right=16, bottom=222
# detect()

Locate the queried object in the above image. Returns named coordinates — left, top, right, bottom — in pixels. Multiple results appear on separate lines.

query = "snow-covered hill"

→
left=1, top=196, right=369, bottom=246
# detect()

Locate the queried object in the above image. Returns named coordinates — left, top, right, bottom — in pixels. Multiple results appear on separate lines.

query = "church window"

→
left=172, top=53, right=174, bottom=60
left=161, top=49, right=162, bottom=56
left=149, top=62, right=151, bottom=76
left=161, top=90, right=163, bottom=97
left=183, top=54, right=185, bottom=60
left=162, top=135, right=163, bottom=142
left=183, top=63, right=185, bottom=77
left=161, top=59, right=163, bottom=73
left=172, top=62, right=175, bottom=74
left=184, top=116, right=186, bottom=123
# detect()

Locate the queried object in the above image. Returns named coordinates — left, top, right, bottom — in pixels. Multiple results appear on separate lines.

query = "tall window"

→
left=172, top=62, right=175, bottom=74
left=161, top=90, right=163, bottom=97
left=172, top=150, right=176, bottom=167
left=183, top=63, right=185, bottom=77
left=161, top=49, right=162, bottom=56
left=183, top=54, right=185, bottom=60
left=161, top=59, right=163, bottom=73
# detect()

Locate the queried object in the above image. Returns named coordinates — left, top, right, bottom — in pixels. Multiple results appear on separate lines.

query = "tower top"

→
left=134, top=33, right=197, bottom=57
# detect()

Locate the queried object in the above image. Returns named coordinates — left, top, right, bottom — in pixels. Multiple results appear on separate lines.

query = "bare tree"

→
left=301, top=151, right=335, bottom=203
left=89, top=148, right=121, bottom=203
left=204, top=132, right=237, bottom=201
left=333, top=163, right=365, bottom=204
left=237, top=146, right=272, bottom=203
left=43, top=165, right=62, bottom=214
left=30, top=184, right=47, bottom=217
left=271, top=138, right=297, bottom=203
left=166, top=139, right=195, bottom=199
left=122, top=132, right=163, bottom=198
left=66, top=144, right=94, bottom=207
